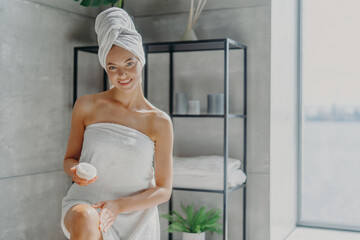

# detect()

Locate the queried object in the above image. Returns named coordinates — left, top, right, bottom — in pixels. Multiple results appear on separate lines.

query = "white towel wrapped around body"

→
left=61, top=123, right=160, bottom=240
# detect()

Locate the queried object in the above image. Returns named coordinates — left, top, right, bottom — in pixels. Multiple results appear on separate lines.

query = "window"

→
left=299, top=0, right=360, bottom=231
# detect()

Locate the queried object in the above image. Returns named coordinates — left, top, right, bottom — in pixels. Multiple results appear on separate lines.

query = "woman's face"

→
left=105, top=45, right=143, bottom=91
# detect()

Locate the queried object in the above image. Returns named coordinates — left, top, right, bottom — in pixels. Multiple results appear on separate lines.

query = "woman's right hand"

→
left=69, top=166, right=98, bottom=186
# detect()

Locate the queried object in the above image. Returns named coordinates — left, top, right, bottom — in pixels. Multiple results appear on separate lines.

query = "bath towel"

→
left=95, top=7, right=146, bottom=72
left=173, top=168, right=247, bottom=190
left=61, top=122, right=160, bottom=240
left=173, top=155, right=247, bottom=190
left=173, top=155, right=242, bottom=175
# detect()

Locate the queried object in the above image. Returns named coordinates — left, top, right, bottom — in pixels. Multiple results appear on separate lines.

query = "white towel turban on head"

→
left=95, top=7, right=146, bottom=74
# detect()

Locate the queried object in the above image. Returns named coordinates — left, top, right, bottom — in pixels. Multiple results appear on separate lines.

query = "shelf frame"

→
left=143, top=38, right=247, bottom=240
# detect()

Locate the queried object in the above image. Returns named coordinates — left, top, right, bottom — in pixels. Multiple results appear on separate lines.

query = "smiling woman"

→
left=61, top=7, right=173, bottom=240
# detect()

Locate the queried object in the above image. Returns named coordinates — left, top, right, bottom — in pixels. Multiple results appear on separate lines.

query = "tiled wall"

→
left=0, top=0, right=102, bottom=239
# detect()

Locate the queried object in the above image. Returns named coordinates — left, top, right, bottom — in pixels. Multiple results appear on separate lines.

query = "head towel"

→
left=95, top=7, right=146, bottom=72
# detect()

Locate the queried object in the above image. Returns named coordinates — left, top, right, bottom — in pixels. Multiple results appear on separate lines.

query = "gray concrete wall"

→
left=125, top=1, right=271, bottom=239
left=270, top=0, right=299, bottom=239
left=0, top=0, right=102, bottom=239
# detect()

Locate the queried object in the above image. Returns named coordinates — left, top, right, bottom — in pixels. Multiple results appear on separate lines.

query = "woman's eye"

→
left=109, top=62, right=133, bottom=70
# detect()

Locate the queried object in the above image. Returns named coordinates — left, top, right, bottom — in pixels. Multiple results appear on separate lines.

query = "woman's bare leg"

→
left=64, top=204, right=103, bottom=240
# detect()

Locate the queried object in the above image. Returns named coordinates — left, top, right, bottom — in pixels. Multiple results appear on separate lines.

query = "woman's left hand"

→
left=91, top=199, right=122, bottom=233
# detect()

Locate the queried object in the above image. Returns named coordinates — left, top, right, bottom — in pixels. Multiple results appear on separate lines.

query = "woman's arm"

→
left=116, top=112, right=174, bottom=213
left=63, top=95, right=91, bottom=177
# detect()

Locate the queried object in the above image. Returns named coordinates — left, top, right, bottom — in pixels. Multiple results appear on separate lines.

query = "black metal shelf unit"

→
left=143, top=38, right=247, bottom=240
left=72, top=37, right=247, bottom=240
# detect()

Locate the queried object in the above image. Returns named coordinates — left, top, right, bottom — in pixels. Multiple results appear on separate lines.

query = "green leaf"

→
left=193, top=224, right=202, bottom=233
left=74, top=0, right=120, bottom=7
left=117, top=0, right=123, bottom=8
left=180, top=201, right=188, bottom=215
left=208, top=225, right=223, bottom=234
left=202, top=222, right=221, bottom=230
left=91, top=0, right=102, bottom=6
left=103, top=0, right=118, bottom=4
left=169, top=210, right=189, bottom=228
left=202, top=209, right=221, bottom=224
left=172, top=222, right=187, bottom=229
left=160, top=213, right=176, bottom=222
left=192, top=206, right=206, bottom=229
left=168, top=222, right=188, bottom=232
left=186, top=203, right=195, bottom=225
left=80, top=0, right=93, bottom=6
left=205, top=208, right=221, bottom=219
left=203, top=213, right=222, bottom=225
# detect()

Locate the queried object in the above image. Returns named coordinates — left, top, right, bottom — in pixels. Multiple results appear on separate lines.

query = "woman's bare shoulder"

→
left=149, top=107, right=173, bottom=132
left=152, top=108, right=171, bottom=121
left=144, top=103, right=170, bottom=121
left=72, top=94, right=96, bottom=120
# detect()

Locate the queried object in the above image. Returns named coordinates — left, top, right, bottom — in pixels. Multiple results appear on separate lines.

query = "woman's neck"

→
left=108, top=83, right=146, bottom=111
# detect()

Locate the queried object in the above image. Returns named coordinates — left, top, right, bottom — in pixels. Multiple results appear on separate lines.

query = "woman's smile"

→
left=118, top=78, right=132, bottom=86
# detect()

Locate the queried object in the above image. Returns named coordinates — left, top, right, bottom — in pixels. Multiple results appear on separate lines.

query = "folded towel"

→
left=173, top=168, right=247, bottom=190
left=173, top=155, right=241, bottom=176
left=172, top=155, right=246, bottom=190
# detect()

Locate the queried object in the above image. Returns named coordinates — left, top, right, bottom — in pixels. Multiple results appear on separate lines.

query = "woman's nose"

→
left=117, top=69, right=127, bottom=76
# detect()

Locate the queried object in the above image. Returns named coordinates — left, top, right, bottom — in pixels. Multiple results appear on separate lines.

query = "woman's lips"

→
left=118, top=78, right=132, bottom=86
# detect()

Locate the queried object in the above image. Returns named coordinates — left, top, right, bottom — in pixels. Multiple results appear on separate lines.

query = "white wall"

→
left=270, top=0, right=299, bottom=239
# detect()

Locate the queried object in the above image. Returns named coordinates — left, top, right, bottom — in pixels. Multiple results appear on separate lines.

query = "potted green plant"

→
left=73, top=0, right=124, bottom=8
left=160, top=201, right=223, bottom=240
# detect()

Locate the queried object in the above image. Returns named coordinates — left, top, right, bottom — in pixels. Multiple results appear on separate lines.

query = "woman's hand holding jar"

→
left=69, top=164, right=98, bottom=186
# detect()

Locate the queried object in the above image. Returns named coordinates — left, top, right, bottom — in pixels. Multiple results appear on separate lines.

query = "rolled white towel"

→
left=95, top=7, right=145, bottom=71
left=76, top=162, right=97, bottom=180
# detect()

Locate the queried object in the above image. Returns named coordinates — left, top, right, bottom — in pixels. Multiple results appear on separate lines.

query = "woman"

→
left=61, top=7, right=173, bottom=240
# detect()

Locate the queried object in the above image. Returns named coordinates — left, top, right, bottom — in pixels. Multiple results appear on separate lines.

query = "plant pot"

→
left=182, top=231, right=205, bottom=240
left=181, top=27, right=198, bottom=41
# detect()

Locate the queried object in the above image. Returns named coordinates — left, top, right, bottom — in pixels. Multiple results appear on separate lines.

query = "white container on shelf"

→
left=187, top=100, right=200, bottom=114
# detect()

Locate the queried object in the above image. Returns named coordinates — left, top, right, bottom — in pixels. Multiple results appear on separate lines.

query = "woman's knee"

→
left=65, top=204, right=101, bottom=236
